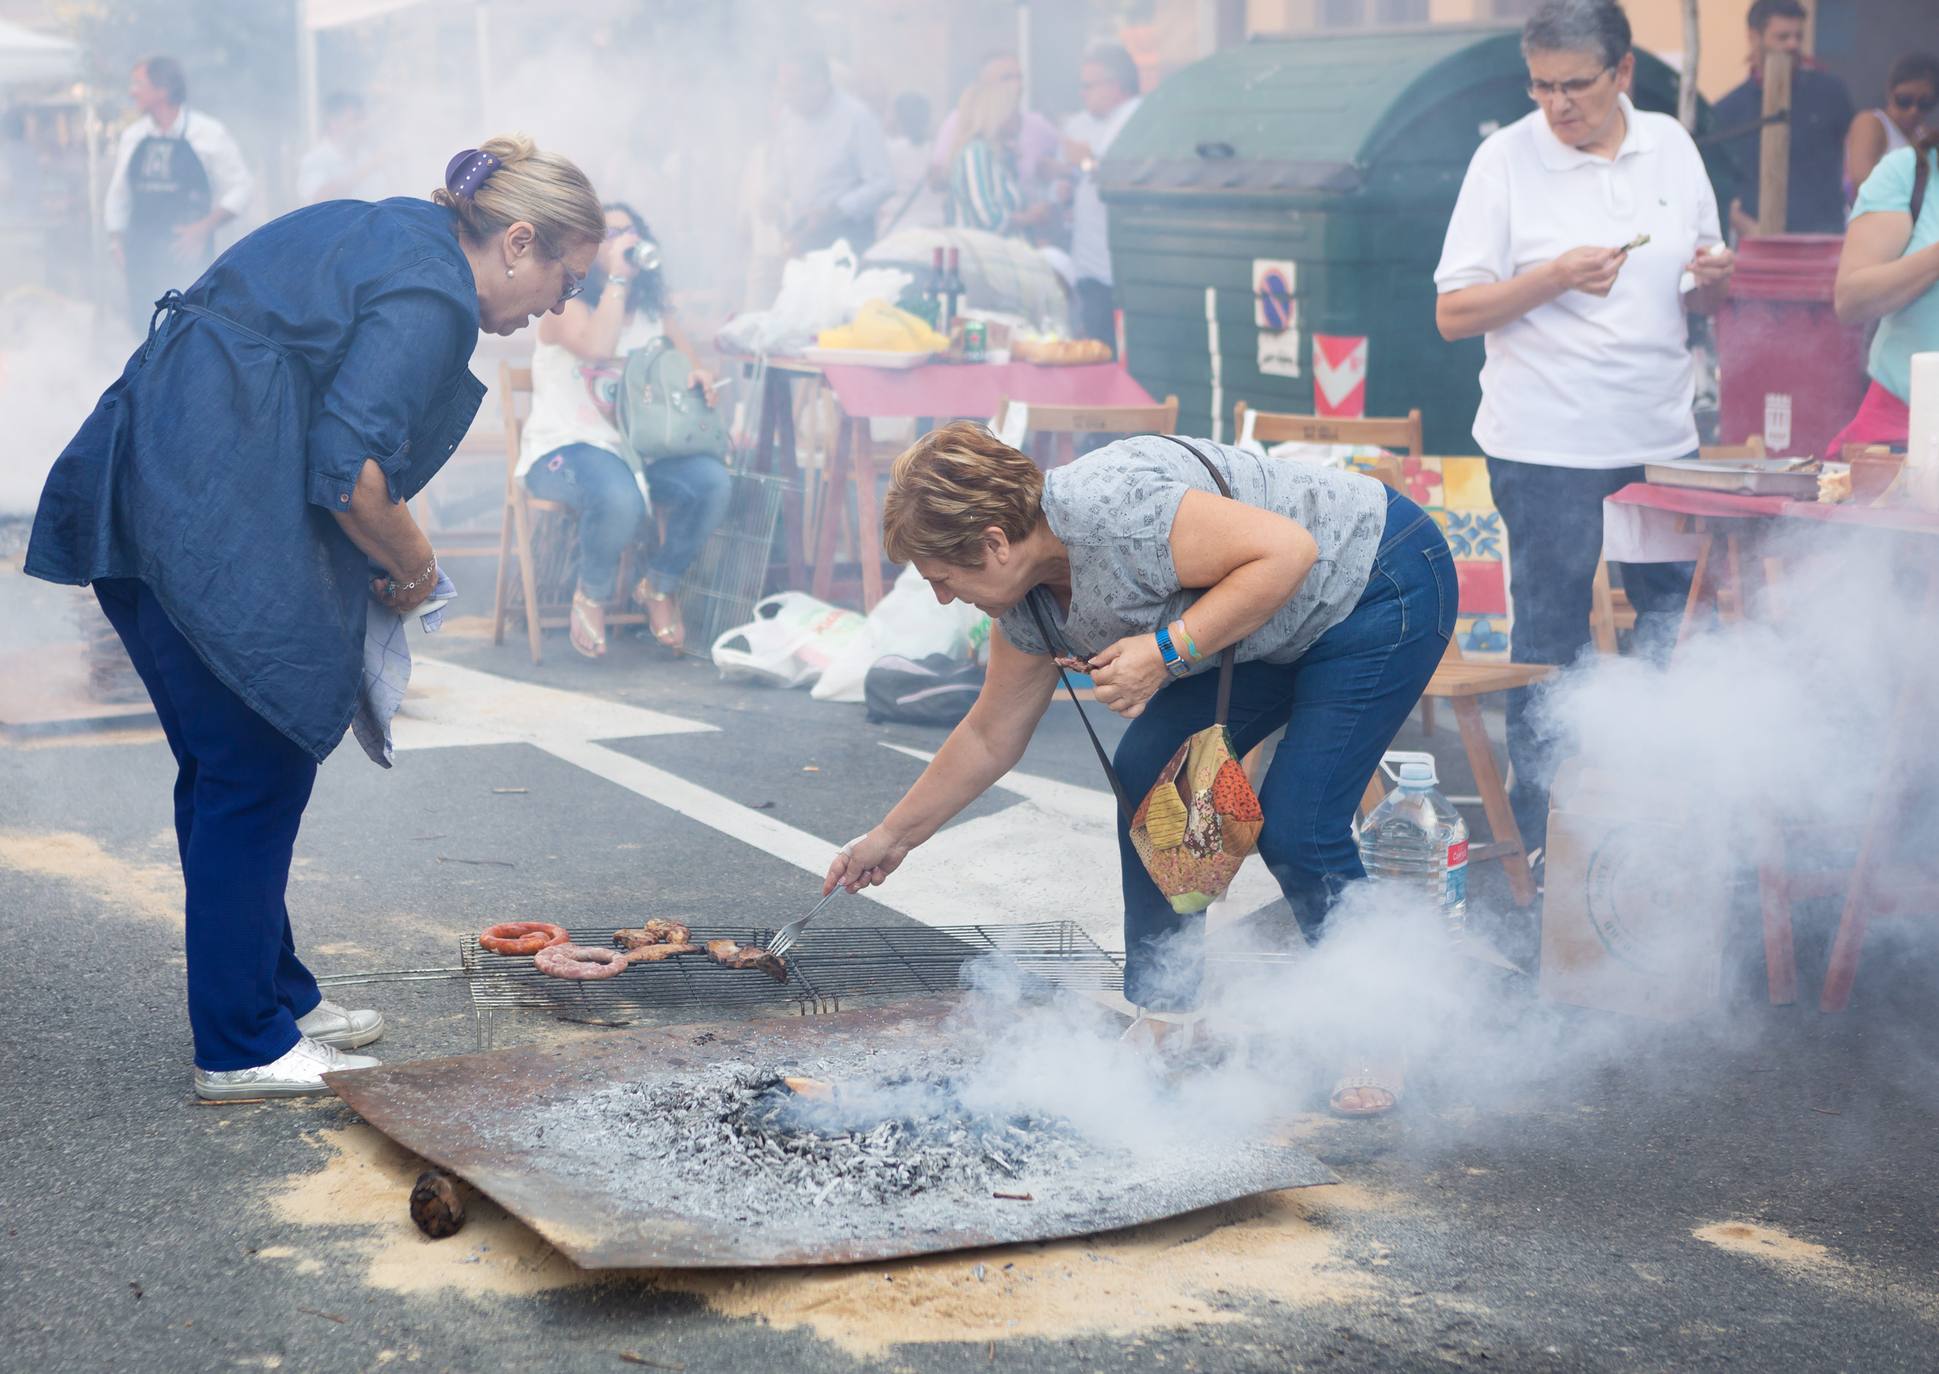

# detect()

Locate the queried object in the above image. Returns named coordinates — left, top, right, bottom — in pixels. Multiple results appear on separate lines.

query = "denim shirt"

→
left=25, top=197, right=486, bottom=761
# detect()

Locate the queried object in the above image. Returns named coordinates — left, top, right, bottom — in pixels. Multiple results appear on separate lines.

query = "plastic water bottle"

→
left=1358, top=751, right=1469, bottom=940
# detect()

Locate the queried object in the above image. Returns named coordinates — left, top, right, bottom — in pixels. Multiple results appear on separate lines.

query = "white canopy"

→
left=0, top=17, right=80, bottom=87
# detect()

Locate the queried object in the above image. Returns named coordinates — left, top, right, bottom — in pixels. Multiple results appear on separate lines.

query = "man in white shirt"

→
left=104, top=55, right=253, bottom=333
left=1059, top=44, right=1142, bottom=353
left=1434, top=0, right=1734, bottom=852
left=772, top=52, right=895, bottom=256
left=297, top=92, right=382, bottom=206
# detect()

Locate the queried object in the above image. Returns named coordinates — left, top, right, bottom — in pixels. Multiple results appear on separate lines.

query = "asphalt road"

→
left=3, top=610, right=1937, bottom=1374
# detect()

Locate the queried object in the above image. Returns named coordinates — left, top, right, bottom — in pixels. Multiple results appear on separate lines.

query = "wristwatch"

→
left=1155, top=625, right=1190, bottom=679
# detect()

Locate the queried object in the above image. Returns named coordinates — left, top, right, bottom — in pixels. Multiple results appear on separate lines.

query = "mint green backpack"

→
left=614, top=338, right=730, bottom=465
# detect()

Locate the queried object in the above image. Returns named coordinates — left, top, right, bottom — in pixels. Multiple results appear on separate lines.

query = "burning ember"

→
left=526, top=1057, right=1091, bottom=1221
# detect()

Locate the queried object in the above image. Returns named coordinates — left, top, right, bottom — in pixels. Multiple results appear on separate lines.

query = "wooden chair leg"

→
left=1358, top=769, right=1387, bottom=822
left=1418, top=698, right=1437, bottom=736
left=1452, top=695, right=1536, bottom=908
left=511, top=496, right=545, bottom=666
left=491, top=498, right=515, bottom=647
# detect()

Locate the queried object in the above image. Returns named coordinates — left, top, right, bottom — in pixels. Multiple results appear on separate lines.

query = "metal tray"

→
left=1644, top=459, right=1822, bottom=497
left=328, top=998, right=1335, bottom=1269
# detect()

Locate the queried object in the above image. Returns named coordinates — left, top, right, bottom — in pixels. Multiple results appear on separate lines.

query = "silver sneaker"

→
left=193, top=1035, right=381, bottom=1101
left=295, top=997, right=384, bottom=1050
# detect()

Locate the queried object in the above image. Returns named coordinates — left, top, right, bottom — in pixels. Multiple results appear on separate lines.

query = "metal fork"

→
left=766, top=887, right=842, bottom=959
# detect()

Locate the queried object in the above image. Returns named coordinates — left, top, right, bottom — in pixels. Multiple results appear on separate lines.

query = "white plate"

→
left=801, top=347, right=936, bottom=369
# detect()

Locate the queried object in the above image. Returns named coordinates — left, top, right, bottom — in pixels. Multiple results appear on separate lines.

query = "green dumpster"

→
left=1100, top=26, right=1725, bottom=452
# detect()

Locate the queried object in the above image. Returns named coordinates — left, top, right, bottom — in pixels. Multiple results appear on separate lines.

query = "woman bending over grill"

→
left=821, top=423, right=1454, bottom=1118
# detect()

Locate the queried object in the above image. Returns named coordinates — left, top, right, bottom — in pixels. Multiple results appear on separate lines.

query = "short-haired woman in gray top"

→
left=822, top=423, right=1456, bottom=1117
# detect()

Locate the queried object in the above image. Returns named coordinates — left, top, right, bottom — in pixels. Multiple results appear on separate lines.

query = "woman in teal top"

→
left=1831, top=136, right=1939, bottom=456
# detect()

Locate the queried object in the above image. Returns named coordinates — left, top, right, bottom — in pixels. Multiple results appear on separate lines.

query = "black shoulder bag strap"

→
left=1023, top=434, right=1239, bottom=822
left=1911, top=138, right=1934, bottom=224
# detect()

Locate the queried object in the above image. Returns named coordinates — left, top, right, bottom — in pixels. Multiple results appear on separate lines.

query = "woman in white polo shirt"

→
left=1434, top=0, right=1734, bottom=855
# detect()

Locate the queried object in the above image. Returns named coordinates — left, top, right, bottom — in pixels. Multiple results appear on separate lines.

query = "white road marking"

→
left=392, top=657, right=714, bottom=751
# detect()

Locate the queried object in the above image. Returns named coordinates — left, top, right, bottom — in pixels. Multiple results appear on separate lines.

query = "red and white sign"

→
left=1313, top=333, right=1368, bottom=417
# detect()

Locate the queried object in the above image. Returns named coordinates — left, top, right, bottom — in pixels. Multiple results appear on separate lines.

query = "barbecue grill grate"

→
left=460, top=920, right=1123, bottom=1046
left=674, top=464, right=791, bottom=655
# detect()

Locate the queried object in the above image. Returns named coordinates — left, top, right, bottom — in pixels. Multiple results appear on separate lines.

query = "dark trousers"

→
left=1073, top=278, right=1117, bottom=355
left=1113, top=491, right=1456, bottom=1010
left=93, top=579, right=321, bottom=1071
left=526, top=444, right=732, bottom=600
left=1485, top=458, right=1694, bottom=850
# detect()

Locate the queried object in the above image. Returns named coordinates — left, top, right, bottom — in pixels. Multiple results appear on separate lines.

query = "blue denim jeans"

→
left=526, top=444, right=731, bottom=600
left=94, top=578, right=323, bottom=1070
left=1113, top=489, right=1457, bottom=1010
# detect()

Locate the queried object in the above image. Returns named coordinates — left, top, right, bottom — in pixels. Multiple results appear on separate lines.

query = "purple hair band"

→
left=444, top=148, right=502, bottom=200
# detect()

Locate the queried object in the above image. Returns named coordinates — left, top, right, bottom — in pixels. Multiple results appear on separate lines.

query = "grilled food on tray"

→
left=623, top=941, right=701, bottom=964
left=616, top=920, right=692, bottom=949
left=705, top=938, right=789, bottom=982
left=1014, top=336, right=1113, bottom=365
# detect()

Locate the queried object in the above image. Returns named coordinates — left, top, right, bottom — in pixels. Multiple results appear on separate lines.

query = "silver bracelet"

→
left=386, top=556, right=437, bottom=598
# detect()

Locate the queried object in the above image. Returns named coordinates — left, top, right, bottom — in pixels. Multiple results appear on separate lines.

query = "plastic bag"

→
left=715, top=241, right=913, bottom=357
left=811, top=565, right=990, bottom=702
left=711, top=592, right=868, bottom=688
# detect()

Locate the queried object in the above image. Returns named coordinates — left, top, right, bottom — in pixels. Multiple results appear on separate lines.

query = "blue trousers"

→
left=1113, top=490, right=1457, bottom=1010
left=94, top=579, right=321, bottom=1070
left=526, top=443, right=732, bottom=600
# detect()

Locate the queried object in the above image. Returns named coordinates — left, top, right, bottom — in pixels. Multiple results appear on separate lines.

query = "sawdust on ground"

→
left=0, top=827, right=182, bottom=924
left=1692, top=1222, right=1831, bottom=1268
left=268, top=1122, right=1388, bottom=1356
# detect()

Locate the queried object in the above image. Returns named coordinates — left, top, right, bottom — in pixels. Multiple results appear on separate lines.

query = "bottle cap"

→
left=1397, top=760, right=1436, bottom=789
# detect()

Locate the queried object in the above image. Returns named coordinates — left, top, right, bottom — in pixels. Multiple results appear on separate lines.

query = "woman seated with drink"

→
left=519, top=201, right=731, bottom=658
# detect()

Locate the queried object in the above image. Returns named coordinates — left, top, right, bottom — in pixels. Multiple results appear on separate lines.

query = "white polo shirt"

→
left=1435, top=95, right=1721, bottom=469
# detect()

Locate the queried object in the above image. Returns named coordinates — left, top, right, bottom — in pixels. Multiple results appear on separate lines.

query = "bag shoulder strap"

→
left=1912, top=138, right=1935, bottom=225
left=1022, top=433, right=1241, bottom=817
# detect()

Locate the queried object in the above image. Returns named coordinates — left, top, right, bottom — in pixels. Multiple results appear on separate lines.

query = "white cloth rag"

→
left=352, top=569, right=455, bottom=767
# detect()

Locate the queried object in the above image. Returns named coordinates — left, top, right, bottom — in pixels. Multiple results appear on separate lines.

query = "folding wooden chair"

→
left=993, top=395, right=1180, bottom=468
left=489, top=361, right=647, bottom=664
left=1231, top=403, right=1422, bottom=476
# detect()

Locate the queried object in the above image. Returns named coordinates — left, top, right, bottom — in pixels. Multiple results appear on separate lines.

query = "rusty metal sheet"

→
left=328, top=998, right=1336, bottom=1270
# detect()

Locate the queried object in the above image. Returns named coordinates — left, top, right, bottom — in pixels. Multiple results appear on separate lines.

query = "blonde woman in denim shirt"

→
left=25, top=137, right=604, bottom=1099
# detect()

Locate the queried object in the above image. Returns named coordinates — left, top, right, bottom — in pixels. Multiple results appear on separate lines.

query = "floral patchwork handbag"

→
left=1026, top=435, right=1264, bottom=914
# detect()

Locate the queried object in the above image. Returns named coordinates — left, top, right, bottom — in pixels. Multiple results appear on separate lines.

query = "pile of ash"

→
left=523, top=1059, right=1096, bottom=1220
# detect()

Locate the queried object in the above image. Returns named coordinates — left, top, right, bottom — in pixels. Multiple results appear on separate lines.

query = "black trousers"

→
left=1486, top=458, right=1694, bottom=850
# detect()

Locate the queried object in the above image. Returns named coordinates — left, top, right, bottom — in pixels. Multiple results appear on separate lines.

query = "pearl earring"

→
left=506, top=268, right=515, bottom=278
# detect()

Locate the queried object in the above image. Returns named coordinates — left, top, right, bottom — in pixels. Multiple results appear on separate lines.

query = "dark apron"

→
left=125, top=118, right=213, bottom=331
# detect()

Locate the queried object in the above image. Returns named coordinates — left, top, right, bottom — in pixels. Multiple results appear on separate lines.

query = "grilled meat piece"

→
left=615, top=920, right=692, bottom=949
left=622, top=941, right=701, bottom=964
left=705, top=938, right=788, bottom=982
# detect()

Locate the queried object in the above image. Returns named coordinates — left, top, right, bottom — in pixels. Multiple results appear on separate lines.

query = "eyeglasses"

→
left=1889, top=91, right=1937, bottom=112
left=1527, top=67, right=1612, bottom=101
left=556, top=265, right=585, bottom=308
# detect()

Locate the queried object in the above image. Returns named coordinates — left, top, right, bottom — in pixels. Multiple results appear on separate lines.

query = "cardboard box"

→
left=1539, top=759, right=1729, bottom=1020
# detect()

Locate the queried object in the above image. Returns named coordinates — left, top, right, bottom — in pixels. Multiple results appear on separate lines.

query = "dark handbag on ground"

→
left=863, top=653, right=985, bottom=726
left=614, top=337, right=730, bottom=464
left=1026, top=435, right=1264, bottom=915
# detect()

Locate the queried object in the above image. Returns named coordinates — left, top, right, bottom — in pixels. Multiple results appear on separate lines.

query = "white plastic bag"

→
left=811, top=565, right=991, bottom=702
left=711, top=592, right=867, bottom=688
left=714, top=242, right=913, bottom=357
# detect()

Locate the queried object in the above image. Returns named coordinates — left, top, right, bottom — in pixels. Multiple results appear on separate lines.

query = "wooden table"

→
left=734, top=355, right=1153, bottom=611
left=1607, top=483, right=1939, bottom=1010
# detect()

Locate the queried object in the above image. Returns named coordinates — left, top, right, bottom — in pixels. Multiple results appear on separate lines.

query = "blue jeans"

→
left=1113, top=490, right=1457, bottom=1010
left=525, top=444, right=732, bottom=600
left=94, top=578, right=322, bottom=1070
left=1485, top=458, right=1694, bottom=849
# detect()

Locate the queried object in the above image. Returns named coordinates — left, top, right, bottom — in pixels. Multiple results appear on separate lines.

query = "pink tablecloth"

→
left=815, top=361, right=1153, bottom=420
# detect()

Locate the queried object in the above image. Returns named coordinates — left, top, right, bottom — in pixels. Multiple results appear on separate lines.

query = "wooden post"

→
left=1677, top=0, right=1701, bottom=131
left=1757, top=49, right=1794, bottom=236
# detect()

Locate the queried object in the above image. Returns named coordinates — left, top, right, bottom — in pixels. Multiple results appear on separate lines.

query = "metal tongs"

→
left=766, top=886, right=843, bottom=958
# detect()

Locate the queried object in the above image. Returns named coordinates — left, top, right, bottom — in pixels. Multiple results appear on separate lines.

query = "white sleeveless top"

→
left=517, top=310, right=664, bottom=476
left=1874, top=110, right=1913, bottom=158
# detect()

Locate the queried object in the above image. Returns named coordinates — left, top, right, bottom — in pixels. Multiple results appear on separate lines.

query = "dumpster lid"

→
left=1099, top=25, right=1524, bottom=196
